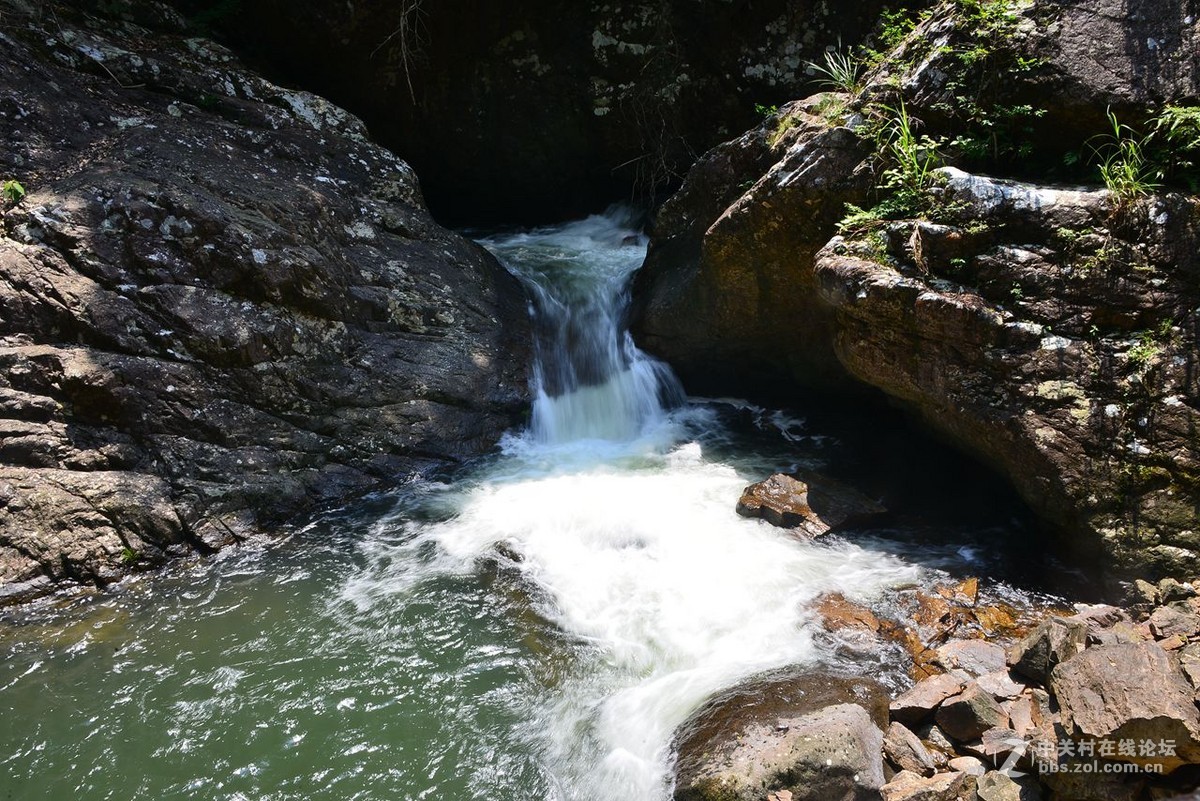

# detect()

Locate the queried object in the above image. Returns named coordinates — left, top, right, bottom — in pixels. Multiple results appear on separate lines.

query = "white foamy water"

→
left=345, top=209, right=925, bottom=800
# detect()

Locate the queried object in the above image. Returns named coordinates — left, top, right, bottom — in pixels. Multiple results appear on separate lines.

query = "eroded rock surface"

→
left=0, top=3, right=531, bottom=601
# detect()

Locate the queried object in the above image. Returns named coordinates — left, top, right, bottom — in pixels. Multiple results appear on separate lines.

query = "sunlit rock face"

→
left=0, top=3, right=531, bottom=601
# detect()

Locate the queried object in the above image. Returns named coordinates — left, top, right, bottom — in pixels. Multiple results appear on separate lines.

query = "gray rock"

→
left=891, top=674, right=967, bottom=726
left=1008, top=617, right=1089, bottom=684
left=674, top=703, right=884, bottom=801
left=672, top=671, right=888, bottom=801
left=976, top=670, right=1025, bottom=701
left=1050, top=641, right=1200, bottom=771
left=935, top=683, right=1009, bottom=742
left=1159, top=578, right=1199, bottom=603
left=0, top=4, right=532, bottom=599
left=935, top=640, right=1007, bottom=678
left=884, top=721, right=939, bottom=776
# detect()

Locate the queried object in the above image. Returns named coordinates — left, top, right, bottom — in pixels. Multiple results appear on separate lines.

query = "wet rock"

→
left=935, top=684, right=1009, bottom=743
left=736, top=473, right=885, bottom=538
left=881, top=769, right=973, bottom=801
left=0, top=3, right=531, bottom=598
left=815, top=592, right=882, bottom=634
left=884, top=722, right=939, bottom=776
left=1050, top=641, right=1200, bottom=771
left=1008, top=617, right=1089, bottom=684
left=673, top=702, right=885, bottom=801
left=891, top=674, right=968, bottom=727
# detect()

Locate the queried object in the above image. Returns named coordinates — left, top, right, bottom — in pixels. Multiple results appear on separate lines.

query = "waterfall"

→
left=479, top=207, right=684, bottom=443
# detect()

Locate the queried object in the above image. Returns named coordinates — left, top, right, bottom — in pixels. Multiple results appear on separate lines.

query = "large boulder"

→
left=815, top=171, right=1200, bottom=578
left=632, top=104, right=873, bottom=394
left=672, top=671, right=888, bottom=801
left=1049, top=641, right=1200, bottom=772
left=630, top=0, right=1200, bottom=580
left=0, top=3, right=532, bottom=601
left=736, top=472, right=886, bottom=537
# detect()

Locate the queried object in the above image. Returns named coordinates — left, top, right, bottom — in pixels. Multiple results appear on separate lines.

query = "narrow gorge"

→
left=2, top=1, right=1199, bottom=800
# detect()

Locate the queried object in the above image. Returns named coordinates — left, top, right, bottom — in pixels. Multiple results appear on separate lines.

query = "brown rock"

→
left=736, top=473, right=885, bottom=537
left=1149, top=605, right=1200, bottom=640
left=881, top=770, right=974, bottom=801
left=1050, top=641, right=1200, bottom=771
left=976, top=670, right=1026, bottom=701
left=935, top=683, right=1009, bottom=742
left=884, top=722, right=939, bottom=776
left=891, top=674, right=968, bottom=726
left=1008, top=617, right=1088, bottom=684
left=815, top=592, right=881, bottom=634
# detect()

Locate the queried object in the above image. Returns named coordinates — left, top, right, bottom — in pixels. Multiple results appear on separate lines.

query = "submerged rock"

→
left=0, top=3, right=531, bottom=600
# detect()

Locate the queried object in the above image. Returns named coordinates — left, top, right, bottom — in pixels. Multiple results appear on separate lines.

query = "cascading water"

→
left=0, top=209, right=1052, bottom=801
left=478, top=209, right=683, bottom=443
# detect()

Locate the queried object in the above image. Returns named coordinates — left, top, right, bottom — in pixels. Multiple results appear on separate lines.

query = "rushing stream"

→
left=0, top=209, right=1058, bottom=801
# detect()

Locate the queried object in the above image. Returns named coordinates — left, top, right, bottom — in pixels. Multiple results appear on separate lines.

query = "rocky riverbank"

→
left=632, top=0, right=1200, bottom=582
left=0, top=1, right=531, bottom=603
left=673, top=576, right=1200, bottom=801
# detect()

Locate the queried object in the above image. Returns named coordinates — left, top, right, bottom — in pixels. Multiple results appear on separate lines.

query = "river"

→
left=0, top=209, right=1060, bottom=800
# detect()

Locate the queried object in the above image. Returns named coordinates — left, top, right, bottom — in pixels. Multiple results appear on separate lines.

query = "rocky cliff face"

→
left=168, top=0, right=905, bottom=222
left=632, top=0, right=1200, bottom=581
left=0, top=2, right=532, bottom=602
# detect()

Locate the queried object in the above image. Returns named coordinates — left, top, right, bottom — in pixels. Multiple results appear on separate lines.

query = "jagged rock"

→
left=815, top=592, right=882, bottom=634
left=976, top=671, right=1025, bottom=701
left=1050, top=641, right=1200, bottom=772
left=935, top=684, right=1009, bottom=742
left=881, top=770, right=974, bottom=801
left=891, top=674, right=968, bottom=727
left=1159, top=578, right=1199, bottom=603
left=884, top=722, right=939, bottom=776
left=736, top=473, right=885, bottom=537
left=632, top=0, right=1200, bottom=580
left=632, top=112, right=873, bottom=394
left=1008, top=617, right=1089, bottom=684
left=0, top=3, right=531, bottom=599
left=935, top=640, right=1007, bottom=679
left=1149, top=606, right=1200, bottom=640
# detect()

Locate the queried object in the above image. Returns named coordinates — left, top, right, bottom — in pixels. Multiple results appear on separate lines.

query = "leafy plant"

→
left=806, top=47, right=863, bottom=94
left=120, top=547, right=138, bottom=565
left=1087, top=109, right=1161, bottom=202
left=754, top=103, right=780, bottom=119
left=878, top=101, right=944, bottom=198
left=1149, top=104, right=1200, bottom=190
left=2, top=180, right=24, bottom=205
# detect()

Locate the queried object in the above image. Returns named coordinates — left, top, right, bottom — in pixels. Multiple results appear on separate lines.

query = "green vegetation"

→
left=1149, top=104, right=1200, bottom=191
left=2, top=180, right=24, bottom=205
left=120, top=546, right=139, bottom=565
left=806, top=47, right=862, bottom=94
left=754, top=103, right=779, bottom=119
left=1087, top=109, right=1161, bottom=202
